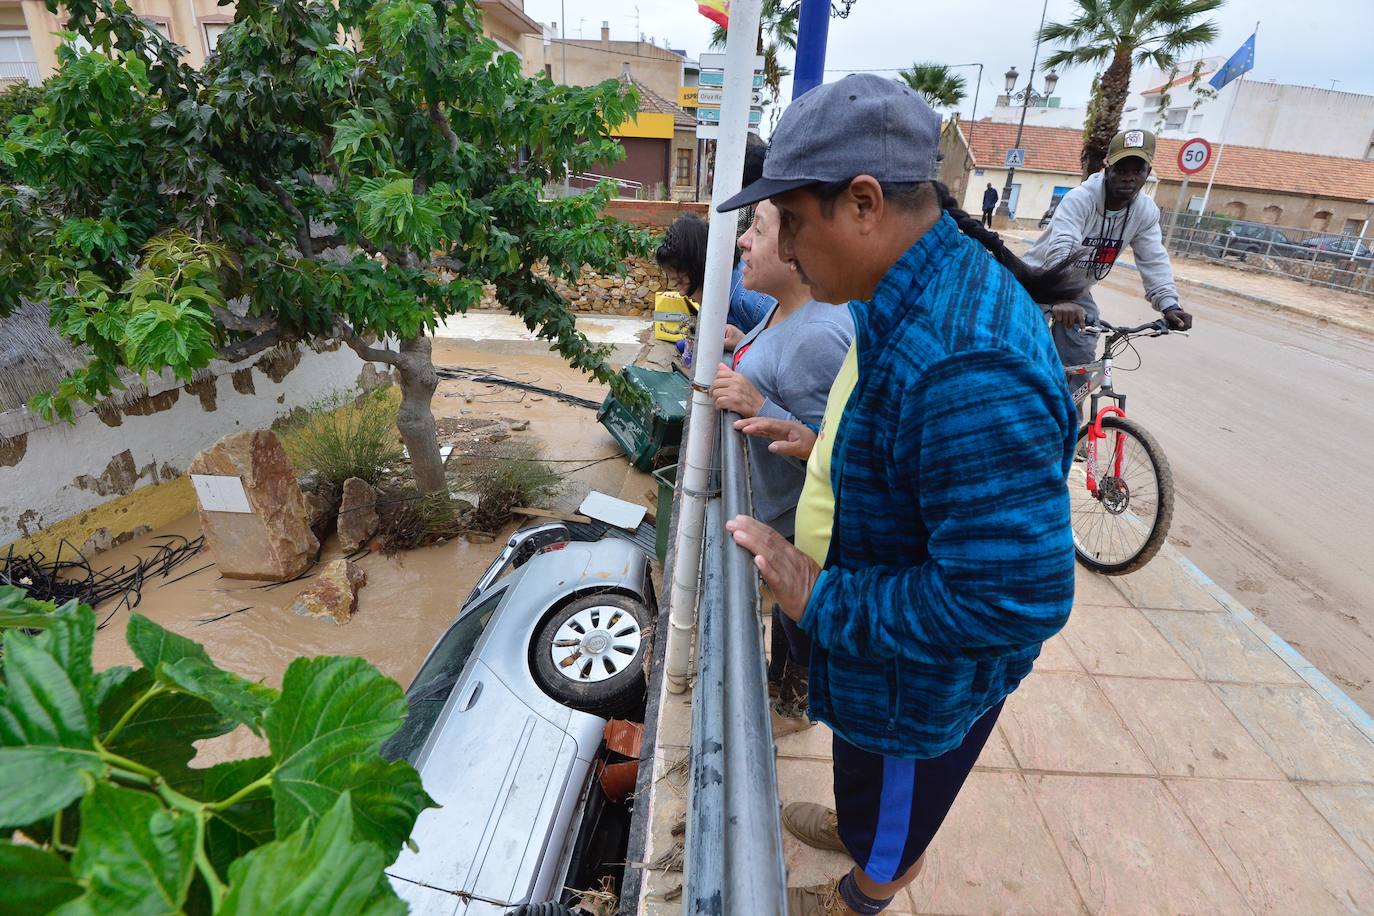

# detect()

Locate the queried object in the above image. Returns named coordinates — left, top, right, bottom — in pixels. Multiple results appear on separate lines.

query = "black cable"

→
left=435, top=366, right=602, bottom=410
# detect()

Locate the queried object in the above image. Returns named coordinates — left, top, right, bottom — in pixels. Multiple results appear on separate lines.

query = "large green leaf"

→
left=0, top=625, right=104, bottom=827
left=221, top=792, right=406, bottom=916
left=202, top=756, right=276, bottom=878
left=0, top=584, right=59, bottom=629
left=266, top=656, right=433, bottom=856
left=160, top=656, right=276, bottom=735
left=98, top=666, right=232, bottom=793
left=125, top=613, right=276, bottom=735
left=0, top=840, right=84, bottom=915
left=55, top=782, right=197, bottom=916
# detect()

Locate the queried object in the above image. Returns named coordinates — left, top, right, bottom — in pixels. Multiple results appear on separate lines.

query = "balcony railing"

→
left=0, top=61, right=41, bottom=84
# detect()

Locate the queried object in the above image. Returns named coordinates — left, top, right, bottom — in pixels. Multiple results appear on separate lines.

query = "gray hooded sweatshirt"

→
left=1022, top=172, right=1180, bottom=315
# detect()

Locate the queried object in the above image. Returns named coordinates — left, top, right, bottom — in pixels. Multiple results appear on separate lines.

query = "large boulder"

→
left=289, top=558, right=367, bottom=625
left=337, top=477, right=380, bottom=552
left=189, top=430, right=319, bottom=580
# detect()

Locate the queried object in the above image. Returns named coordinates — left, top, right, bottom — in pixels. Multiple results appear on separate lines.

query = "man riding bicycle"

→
left=1023, top=129, right=1193, bottom=397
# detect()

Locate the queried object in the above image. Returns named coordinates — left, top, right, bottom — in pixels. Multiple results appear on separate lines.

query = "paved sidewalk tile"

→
left=1110, top=558, right=1223, bottom=612
left=1074, top=567, right=1129, bottom=606
left=1061, top=605, right=1195, bottom=679
left=975, top=724, right=1019, bottom=770
left=1213, top=684, right=1374, bottom=783
left=1143, top=608, right=1305, bottom=685
left=902, top=772, right=1085, bottom=915
left=1030, top=774, right=1251, bottom=915
left=1032, top=631, right=1083, bottom=672
left=1000, top=672, right=1155, bottom=775
left=776, top=757, right=852, bottom=889
left=1167, top=778, right=1374, bottom=915
left=1096, top=677, right=1286, bottom=779
left=1299, top=786, right=1374, bottom=873
left=775, top=720, right=833, bottom=760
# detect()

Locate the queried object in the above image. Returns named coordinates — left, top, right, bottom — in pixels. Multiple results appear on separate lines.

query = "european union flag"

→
left=1209, top=33, right=1256, bottom=91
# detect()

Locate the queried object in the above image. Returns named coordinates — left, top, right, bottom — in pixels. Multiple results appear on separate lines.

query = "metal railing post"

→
left=683, top=412, right=787, bottom=914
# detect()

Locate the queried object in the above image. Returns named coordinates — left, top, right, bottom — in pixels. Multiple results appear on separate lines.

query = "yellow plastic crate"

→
left=653, top=291, right=696, bottom=342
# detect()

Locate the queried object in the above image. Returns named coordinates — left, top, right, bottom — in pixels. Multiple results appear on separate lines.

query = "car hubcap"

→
left=550, top=605, right=642, bottom=683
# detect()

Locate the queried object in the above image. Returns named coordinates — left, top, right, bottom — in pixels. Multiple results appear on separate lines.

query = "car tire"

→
left=531, top=593, right=650, bottom=717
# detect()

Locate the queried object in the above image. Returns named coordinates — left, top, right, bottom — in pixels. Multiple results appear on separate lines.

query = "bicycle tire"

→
left=1069, top=415, right=1174, bottom=575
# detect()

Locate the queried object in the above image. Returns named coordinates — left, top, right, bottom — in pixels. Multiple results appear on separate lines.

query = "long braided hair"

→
left=813, top=179, right=1084, bottom=305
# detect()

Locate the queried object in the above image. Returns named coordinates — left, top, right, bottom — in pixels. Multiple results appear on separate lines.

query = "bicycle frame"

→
left=1065, top=321, right=1155, bottom=497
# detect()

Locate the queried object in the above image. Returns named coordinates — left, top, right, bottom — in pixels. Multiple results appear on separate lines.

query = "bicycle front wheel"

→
left=1068, top=416, right=1174, bottom=575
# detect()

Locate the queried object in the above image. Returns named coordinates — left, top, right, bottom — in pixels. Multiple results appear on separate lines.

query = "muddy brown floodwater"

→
left=89, top=336, right=657, bottom=764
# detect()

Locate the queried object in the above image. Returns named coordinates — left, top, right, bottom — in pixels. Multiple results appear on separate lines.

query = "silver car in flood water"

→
left=382, top=524, right=654, bottom=915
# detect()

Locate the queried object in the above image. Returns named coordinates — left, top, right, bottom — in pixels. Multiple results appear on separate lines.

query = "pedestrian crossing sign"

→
left=1004, top=148, right=1026, bottom=169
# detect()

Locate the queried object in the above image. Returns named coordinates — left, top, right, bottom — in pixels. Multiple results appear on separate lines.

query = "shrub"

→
left=0, top=585, right=433, bottom=914
left=279, top=388, right=403, bottom=491
left=455, top=444, right=564, bottom=532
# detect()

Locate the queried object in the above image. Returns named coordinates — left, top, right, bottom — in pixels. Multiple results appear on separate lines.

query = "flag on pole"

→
left=697, top=0, right=729, bottom=28
left=1208, top=33, right=1256, bottom=91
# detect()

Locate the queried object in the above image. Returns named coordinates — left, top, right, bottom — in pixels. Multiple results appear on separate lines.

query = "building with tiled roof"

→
left=949, top=119, right=1374, bottom=235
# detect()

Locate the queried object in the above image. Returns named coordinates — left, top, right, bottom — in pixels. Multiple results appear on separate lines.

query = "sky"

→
left=522, top=0, right=1373, bottom=127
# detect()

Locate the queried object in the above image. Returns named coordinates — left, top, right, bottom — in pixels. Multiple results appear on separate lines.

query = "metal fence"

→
left=682, top=411, right=788, bottom=914
left=1159, top=209, right=1374, bottom=296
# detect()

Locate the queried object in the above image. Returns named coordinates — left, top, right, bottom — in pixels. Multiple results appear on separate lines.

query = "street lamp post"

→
left=993, top=0, right=1053, bottom=228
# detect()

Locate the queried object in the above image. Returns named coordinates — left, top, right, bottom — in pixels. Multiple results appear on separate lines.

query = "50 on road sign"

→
left=1177, top=137, right=1212, bottom=175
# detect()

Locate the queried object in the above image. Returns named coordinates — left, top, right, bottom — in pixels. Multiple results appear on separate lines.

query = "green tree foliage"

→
left=896, top=63, right=968, bottom=109
left=0, top=80, right=42, bottom=182
left=1039, top=0, right=1223, bottom=177
left=0, top=585, right=433, bottom=914
left=0, top=0, right=647, bottom=494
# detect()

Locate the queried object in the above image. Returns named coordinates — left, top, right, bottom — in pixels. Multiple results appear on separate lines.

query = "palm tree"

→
left=896, top=63, right=968, bottom=109
left=710, top=0, right=799, bottom=119
left=1040, top=0, right=1223, bottom=177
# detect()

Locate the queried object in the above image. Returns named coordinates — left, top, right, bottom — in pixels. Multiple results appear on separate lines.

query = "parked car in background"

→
left=1206, top=222, right=1303, bottom=260
left=1300, top=235, right=1373, bottom=264
left=383, top=523, right=655, bottom=915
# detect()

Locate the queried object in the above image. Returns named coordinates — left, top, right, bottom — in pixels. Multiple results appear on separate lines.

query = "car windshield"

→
left=381, top=587, right=506, bottom=763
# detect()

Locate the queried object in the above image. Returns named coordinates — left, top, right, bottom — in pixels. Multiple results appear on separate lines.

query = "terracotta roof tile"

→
left=964, top=120, right=1374, bottom=202
left=622, top=74, right=696, bottom=129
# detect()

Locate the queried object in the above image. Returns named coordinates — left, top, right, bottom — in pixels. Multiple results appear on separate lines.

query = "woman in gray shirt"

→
left=709, top=199, right=853, bottom=731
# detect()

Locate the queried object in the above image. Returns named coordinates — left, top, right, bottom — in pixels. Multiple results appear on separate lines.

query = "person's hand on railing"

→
left=725, top=516, right=820, bottom=623
left=710, top=363, right=765, bottom=418
left=733, top=416, right=817, bottom=459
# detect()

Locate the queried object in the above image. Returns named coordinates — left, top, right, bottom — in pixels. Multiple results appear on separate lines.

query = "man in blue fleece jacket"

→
left=720, top=74, right=1082, bottom=915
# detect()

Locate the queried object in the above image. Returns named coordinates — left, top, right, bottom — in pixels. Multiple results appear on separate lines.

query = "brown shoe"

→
left=782, top=802, right=846, bottom=853
left=787, top=877, right=855, bottom=915
left=771, top=704, right=815, bottom=739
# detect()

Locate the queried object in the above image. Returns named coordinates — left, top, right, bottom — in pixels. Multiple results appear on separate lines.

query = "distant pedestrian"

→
left=981, top=181, right=998, bottom=228
left=720, top=74, right=1082, bottom=915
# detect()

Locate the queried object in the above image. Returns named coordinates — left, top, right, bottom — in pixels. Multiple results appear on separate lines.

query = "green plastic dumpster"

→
left=597, top=366, right=690, bottom=472
left=652, top=463, right=677, bottom=564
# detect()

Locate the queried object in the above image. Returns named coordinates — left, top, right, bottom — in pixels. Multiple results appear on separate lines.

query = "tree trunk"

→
left=1081, top=45, right=1134, bottom=178
left=394, top=334, right=446, bottom=495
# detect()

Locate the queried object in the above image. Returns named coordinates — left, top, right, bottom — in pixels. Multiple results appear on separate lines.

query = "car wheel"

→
left=532, top=593, right=650, bottom=717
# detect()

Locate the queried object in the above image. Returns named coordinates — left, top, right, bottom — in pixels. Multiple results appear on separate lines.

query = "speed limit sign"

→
left=1178, top=137, right=1212, bottom=175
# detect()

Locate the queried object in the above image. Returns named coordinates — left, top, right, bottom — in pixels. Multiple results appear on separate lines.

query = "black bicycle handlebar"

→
left=1085, top=318, right=1170, bottom=336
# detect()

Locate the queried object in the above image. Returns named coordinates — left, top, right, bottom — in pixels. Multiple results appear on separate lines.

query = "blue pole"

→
left=791, top=0, right=830, bottom=99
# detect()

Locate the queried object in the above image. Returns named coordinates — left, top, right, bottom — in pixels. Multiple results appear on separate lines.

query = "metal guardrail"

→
left=682, top=411, right=787, bottom=914
left=1160, top=210, right=1374, bottom=296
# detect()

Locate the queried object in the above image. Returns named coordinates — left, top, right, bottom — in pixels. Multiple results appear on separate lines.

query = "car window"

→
left=381, top=587, right=506, bottom=763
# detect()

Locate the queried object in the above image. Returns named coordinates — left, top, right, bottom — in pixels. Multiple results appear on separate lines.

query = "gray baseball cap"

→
left=718, top=73, right=942, bottom=212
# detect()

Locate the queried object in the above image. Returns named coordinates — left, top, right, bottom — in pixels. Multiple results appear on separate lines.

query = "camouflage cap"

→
left=1106, top=129, right=1156, bottom=167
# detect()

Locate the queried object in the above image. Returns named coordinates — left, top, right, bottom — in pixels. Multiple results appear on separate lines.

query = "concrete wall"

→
left=985, top=102, right=1087, bottom=130
left=1127, top=67, right=1374, bottom=161
left=0, top=341, right=391, bottom=552
left=1153, top=181, right=1374, bottom=234
left=522, top=31, right=685, bottom=102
